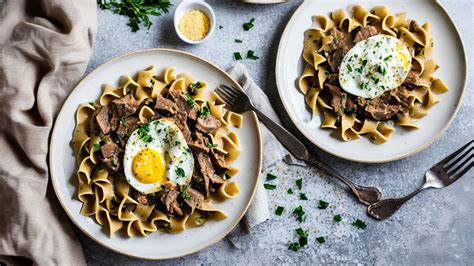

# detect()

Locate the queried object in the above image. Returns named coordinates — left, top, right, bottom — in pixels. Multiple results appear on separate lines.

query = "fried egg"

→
left=123, top=119, right=194, bottom=194
left=339, top=35, right=412, bottom=99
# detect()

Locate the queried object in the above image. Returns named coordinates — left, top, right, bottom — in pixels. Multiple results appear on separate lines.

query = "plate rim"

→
left=275, top=0, right=468, bottom=164
left=49, top=48, right=263, bottom=260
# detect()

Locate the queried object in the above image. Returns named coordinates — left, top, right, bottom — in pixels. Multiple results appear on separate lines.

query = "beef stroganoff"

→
left=299, top=5, right=448, bottom=144
left=71, top=65, right=243, bottom=237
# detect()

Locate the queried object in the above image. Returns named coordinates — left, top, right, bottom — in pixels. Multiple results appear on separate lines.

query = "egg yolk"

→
left=132, top=147, right=166, bottom=184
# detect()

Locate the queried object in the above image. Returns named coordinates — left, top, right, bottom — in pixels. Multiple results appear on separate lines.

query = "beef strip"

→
left=325, top=28, right=354, bottom=54
left=382, top=86, right=411, bottom=115
left=90, top=105, right=111, bottom=135
left=188, top=132, right=210, bottom=154
left=116, top=116, right=141, bottom=147
left=173, top=111, right=191, bottom=141
left=209, top=149, right=228, bottom=170
left=111, top=94, right=141, bottom=118
left=328, top=49, right=344, bottom=73
left=325, top=74, right=339, bottom=86
left=353, top=26, right=379, bottom=43
left=182, top=187, right=204, bottom=213
left=131, top=189, right=157, bottom=206
left=345, top=97, right=358, bottom=113
left=192, top=166, right=210, bottom=197
left=155, top=94, right=178, bottom=115
left=326, top=84, right=347, bottom=115
left=163, top=190, right=183, bottom=216
left=169, top=91, right=199, bottom=120
left=403, top=70, right=423, bottom=89
left=196, top=115, right=221, bottom=134
left=100, top=139, right=121, bottom=172
left=197, top=153, right=225, bottom=185
left=363, top=87, right=410, bottom=121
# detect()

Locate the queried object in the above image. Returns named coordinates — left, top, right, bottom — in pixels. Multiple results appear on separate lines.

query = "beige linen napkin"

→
left=227, top=63, right=288, bottom=246
left=0, top=0, right=96, bottom=264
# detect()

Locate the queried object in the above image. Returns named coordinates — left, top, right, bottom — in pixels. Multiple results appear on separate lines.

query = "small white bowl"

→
left=174, top=0, right=216, bottom=44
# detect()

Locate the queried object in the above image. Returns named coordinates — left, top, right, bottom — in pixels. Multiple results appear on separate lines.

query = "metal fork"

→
left=368, top=140, right=473, bottom=220
left=216, top=84, right=382, bottom=206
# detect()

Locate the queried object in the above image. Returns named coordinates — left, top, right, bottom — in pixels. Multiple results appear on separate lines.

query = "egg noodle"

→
left=71, top=65, right=243, bottom=236
left=299, top=5, right=448, bottom=144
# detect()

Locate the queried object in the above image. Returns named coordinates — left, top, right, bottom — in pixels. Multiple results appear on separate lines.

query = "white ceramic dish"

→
left=49, top=49, right=262, bottom=259
left=275, top=0, right=467, bottom=163
left=174, top=0, right=215, bottom=44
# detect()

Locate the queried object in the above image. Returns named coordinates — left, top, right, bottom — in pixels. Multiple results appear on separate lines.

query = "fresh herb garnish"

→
left=275, top=206, right=285, bottom=216
left=207, top=143, right=218, bottom=148
left=234, top=39, right=242, bottom=43
left=346, top=64, right=352, bottom=73
left=334, top=214, right=342, bottom=222
left=266, top=173, right=277, bottom=181
left=246, top=50, right=260, bottom=60
left=316, top=236, right=326, bottom=244
left=299, top=193, right=308, bottom=200
left=243, top=18, right=255, bottom=31
left=224, top=172, right=232, bottom=180
left=119, top=115, right=125, bottom=125
left=93, top=143, right=101, bottom=152
left=89, top=102, right=95, bottom=106
left=219, top=25, right=223, bottom=29
left=175, top=167, right=185, bottom=178
left=187, top=81, right=202, bottom=95
left=378, top=65, right=387, bottom=76
left=296, top=178, right=303, bottom=190
left=234, top=52, right=242, bottom=60
left=181, top=184, right=192, bottom=201
left=384, top=55, right=392, bottom=61
left=97, top=0, right=172, bottom=32
left=318, top=200, right=329, bottom=209
left=293, top=206, right=306, bottom=223
left=287, top=188, right=293, bottom=194
left=352, top=219, right=367, bottom=229
left=264, top=183, right=276, bottom=190
left=288, top=242, right=300, bottom=252
left=186, top=93, right=196, bottom=107
left=198, top=104, right=210, bottom=118
left=296, top=228, right=309, bottom=247
left=137, top=123, right=153, bottom=143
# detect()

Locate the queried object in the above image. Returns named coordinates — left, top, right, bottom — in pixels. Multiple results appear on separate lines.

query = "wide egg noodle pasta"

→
left=71, top=65, right=243, bottom=237
left=298, top=5, right=448, bottom=144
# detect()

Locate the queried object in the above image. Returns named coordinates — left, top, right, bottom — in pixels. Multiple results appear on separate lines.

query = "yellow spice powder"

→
left=179, top=10, right=210, bottom=41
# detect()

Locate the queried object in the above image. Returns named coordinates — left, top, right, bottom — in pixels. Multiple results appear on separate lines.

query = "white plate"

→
left=49, top=49, right=262, bottom=259
left=275, top=0, right=467, bottom=163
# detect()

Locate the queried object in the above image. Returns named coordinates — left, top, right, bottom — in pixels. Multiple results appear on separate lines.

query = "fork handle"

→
left=368, top=183, right=431, bottom=220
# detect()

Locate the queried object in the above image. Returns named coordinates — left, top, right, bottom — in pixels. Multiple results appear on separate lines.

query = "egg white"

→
left=339, top=35, right=412, bottom=99
left=123, top=119, right=194, bottom=194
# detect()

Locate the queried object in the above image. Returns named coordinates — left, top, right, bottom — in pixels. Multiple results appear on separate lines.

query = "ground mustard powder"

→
left=179, top=10, right=210, bottom=41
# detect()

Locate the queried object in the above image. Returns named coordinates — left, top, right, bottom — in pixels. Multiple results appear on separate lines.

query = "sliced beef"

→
left=99, top=140, right=121, bottom=172
left=382, top=86, right=411, bottom=115
left=116, top=116, right=141, bottom=147
left=403, top=70, right=421, bottom=89
left=328, top=49, right=344, bottom=73
left=155, top=94, right=178, bottom=115
left=364, top=96, right=400, bottom=121
left=192, top=166, right=210, bottom=197
left=325, top=74, right=339, bottom=86
left=345, top=97, right=358, bottom=113
left=196, top=115, right=221, bottom=134
left=112, top=94, right=140, bottom=118
left=173, top=111, right=191, bottom=141
left=90, top=105, right=111, bottom=135
left=209, top=150, right=228, bottom=170
left=182, top=187, right=204, bottom=213
left=108, top=105, right=120, bottom=132
left=326, top=84, right=347, bottom=115
left=354, top=26, right=379, bottom=43
left=197, top=153, right=224, bottom=185
left=131, top=189, right=157, bottom=206
left=188, top=132, right=209, bottom=154
left=169, top=91, right=199, bottom=120
left=164, top=190, right=183, bottom=216
left=325, top=28, right=354, bottom=54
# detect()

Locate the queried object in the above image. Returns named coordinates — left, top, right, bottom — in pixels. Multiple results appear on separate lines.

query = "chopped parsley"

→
left=361, top=59, right=368, bottom=67
left=288, top=242, right=300, bottom=252
left=246, top=50, right=260, bottom=60
left=333, top=36, right=340, bottom=45
left=187, top=81, right=202, bottom=95
left=266, top=173, right=277, bottom=181
left=181, top=185, right=192, bottom=201
left=287, top=188, right=293, bottom=194
left=186, top=93, right=196, bottom=107
left=198, top=104, right=210, bottom=118
left=296, top=178, right=303, bottom=190
left=243, top=18, right=255, bottom=31
left=296, top=228, right=309, bottom=247
left=207, top=143, right=218, bottom=148
left=334, top=214, right=342, bottom=222
left=119, top=115, right=125, bottom=125
left=378, top=65, right=387, bottom=76
left=352, top=219, right=367, bottom=229
left=219, top=25, right=223, bottom=29
left=384, top=55, right=392, bottom=61
left=346, top=64, right=352, bottom=73
left=137, top=123, right=153, bottom=143
left=234, top=52, right=242, bottom=60
left=316, top=236, right=326, bottom=244
left=318, top=200, right=329, bottom=209
left=263, top=183, right=276, bottom=190
left=89, top=102, right=94, bottom=106
left=293, top=206, right=306, bottom=223
left=175, top=167, right=185, bottom=178
left=300, top=193, right=308, bottom=200
left=275, top=206, right=285, bottom=216
left=224, top=172, right=232, bottom=180
left=234, top=39, right=242, bottom=43
left=93, top=143, right=101, bottom=152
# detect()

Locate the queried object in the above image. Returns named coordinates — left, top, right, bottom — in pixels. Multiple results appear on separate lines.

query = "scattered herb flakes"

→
left=187, top=81, right=202, bottom=95
left=263, top=183, right=276, bottom=190
left=334, top=214, right=342, bottom=222
left=181, top=184, right=192, bottom=200
left=352, top=219, right=367, bottom=229
left=288, top=242, right=300, bottom=252
left=219, top=25, right=223, bottom=29
left=246, top=50, right=260, bottom=60
left=137, top=123, right=153, bottom=143
left=243, top=18, right=255, bottom=31
left=198, top=104, right=210, bottom=118
left=207, top=143, right=218, bottom=148
left=318, top=200, right=329, bottom=209
left=275, top=206, right=285, bottom=216
left=296, top=178, right=303, bottom=190
left=316, top=236, right=326, bottom=244
left=89, top=102, right=94, bottom=106
left=296, top=228, right=309, bottom=247
left=224, top=173, right=232, bottom=180
left=93, top=143, right=101, bottom=152
left=266, top=173, right=277, bottom=181
left=97, top=0, right=172, bottom=32
left=299, top=193, right=308, bottom=200
left=175, top=167, right=185, bottom=178
left=234, top=52, right=242, bottom=60
left=293, top=206, right=306, bottom=223
left=234, top=39, right=242, bottom=43
left=119, top=115, right=126, bottom=125
left=287, top=188, right=293, bottom=194
left=186, top=93, right=196, bottom=107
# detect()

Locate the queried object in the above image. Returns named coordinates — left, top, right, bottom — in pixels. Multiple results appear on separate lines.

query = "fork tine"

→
left=447, top=154, right=473, bottom=178
left=221, top=84, right=247, bottom=99
left=445, top=146, right=473, bottom=172
left=436, top=140, right=473, bottom=167
left=449, top=161, right=473, bottom=181
left=216, top=86, right=236, bottom=105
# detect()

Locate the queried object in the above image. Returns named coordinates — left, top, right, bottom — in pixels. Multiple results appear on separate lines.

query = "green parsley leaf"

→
left=246, top=50, right=260, bottom=60
left=296, top=228, right=308, bottom=247
left=293, top=206, right=306, bottom=223
left=263, top=183, right=276, bottom=190
left=181, top=184, right=192, bottom=201
left=243, top=18, right=255, bottom=31
left=186, top=93, right=196, bottom=107
left=266, top=173, right=277, bottom=181
left=275, top=206, right=285, bottom=216
left=300, top=193, right=308, bottom=200
left=234, top=39, right=242, bottom=43
left=93, top=143, right=101, bottom=152
left=175, top=167, right=185, bottom=178
left=187, top=81, right=202, bottom=95
left=219, top=25, right=223, bottom=29
left=352, top=219, right=367, bottom=229
left=119, top=115, right=125, bottom=125
left=137, top=123, right=153, bottom=143
left=288, top=242, right=300, bottom=252
left=234, top=52, right=242, bottom=60
left=287, top=188, right=293, bottom=194
left=296, top=178, right=303, bottom=190
left=97, top=0, right=172, bottom=33
left=224, top=172, right=232, bottom=180
left=316, top=236, right=326, bottom=244
left=198, top=104, right=210, bottom=118
left=207, top=143, right=218, bottom=148
left=89, top=102, right=95, bottom=106
left=318, top=200, right=329, bottom=209
left=334, top=214, right=342, bottom=222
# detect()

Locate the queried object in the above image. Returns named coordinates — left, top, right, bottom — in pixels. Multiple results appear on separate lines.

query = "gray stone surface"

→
left=80, top=0, right=473, bottom=264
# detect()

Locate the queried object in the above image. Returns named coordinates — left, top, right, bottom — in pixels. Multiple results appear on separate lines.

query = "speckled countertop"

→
left=80, top=0, right=473, bottom=264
